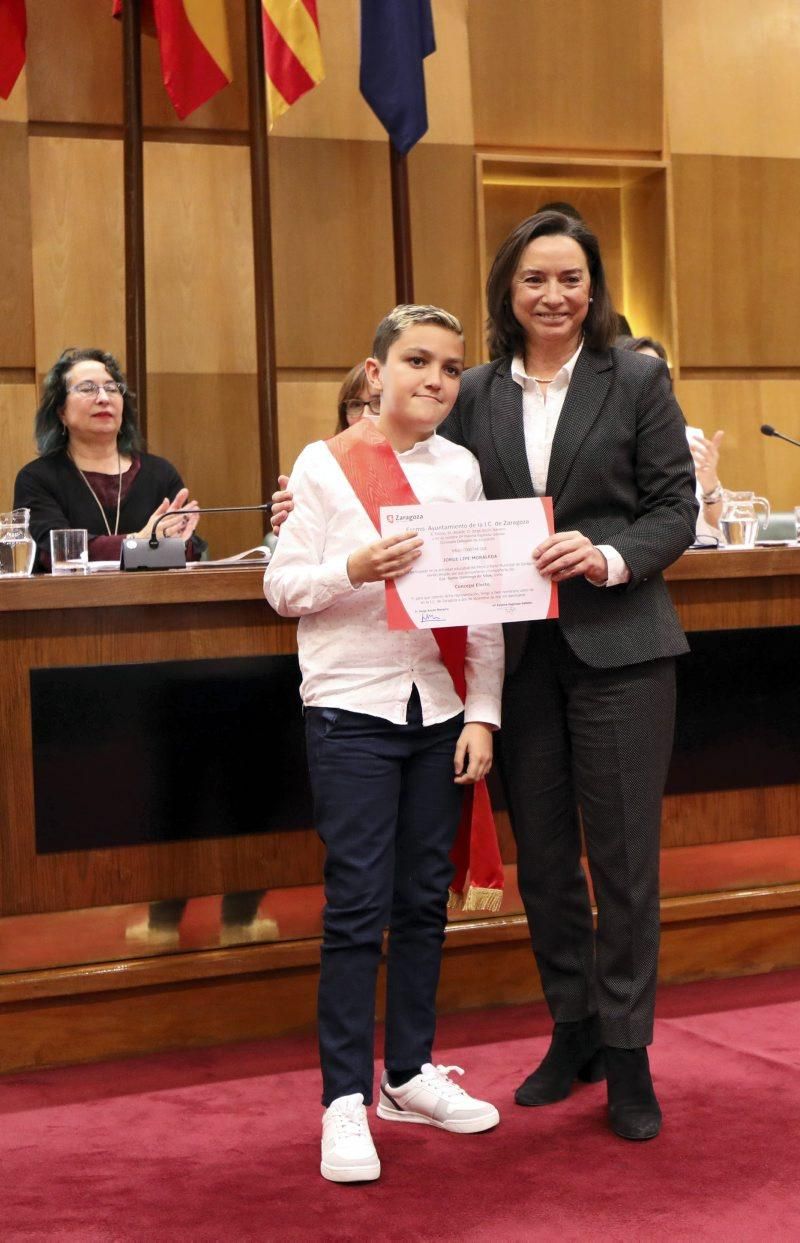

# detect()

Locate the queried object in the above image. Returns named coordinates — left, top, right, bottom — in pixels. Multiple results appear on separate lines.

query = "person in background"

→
left=615, top=335, right=725, bottom=540
left=334, top=361, right=380, bottom=433
left=14, top=348, right=200, bottom=570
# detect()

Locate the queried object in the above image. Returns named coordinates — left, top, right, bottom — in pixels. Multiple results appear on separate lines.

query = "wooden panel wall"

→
left=29, top=137, right=127, bottom=368
left=672, top=155, right=800, bottom=370
left=148, top=375, right=264, bottom=551
left=664, top=0, right=800, bottom=160
left=621, top=173, right=671, bottom=354
left=0, top=55, right=34, bottom=510
left=0, top=123, right=34, bottom=369
left=662, top=0, right=800, bottom=508
left=269, top=137, right=395, bottom=370
left=143, top=143, right=256, bottom=374
left=0, top=387, right=37, bottom=514
left=468, top=0, right=663, bottom=155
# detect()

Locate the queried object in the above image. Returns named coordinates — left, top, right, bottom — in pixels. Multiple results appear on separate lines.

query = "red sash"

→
left=327, top=418, right=504, bottom=912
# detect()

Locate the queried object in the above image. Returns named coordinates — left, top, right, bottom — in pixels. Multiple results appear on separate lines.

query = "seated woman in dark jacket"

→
left=14, top=347, right=200, bottom=570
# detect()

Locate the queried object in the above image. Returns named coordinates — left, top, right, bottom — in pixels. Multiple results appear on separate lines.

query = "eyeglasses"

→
left=67, top=380, right=126, bottom=399
left=343, top=396, right=380, bottom=417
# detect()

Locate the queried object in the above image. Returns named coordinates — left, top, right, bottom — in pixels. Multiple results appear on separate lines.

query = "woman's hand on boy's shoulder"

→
left=270, top=475, right=292, bottom=533
left=453, top=723, right=493, bottom=785
left=346, top=532, right=422, bottom=587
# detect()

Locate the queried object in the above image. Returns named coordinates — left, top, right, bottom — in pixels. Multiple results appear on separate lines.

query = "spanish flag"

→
left=0, top=0, right=26, bottom=101
left=113, top=0, right=232, bottom=121
left=261, top=0, right=324, bottom=127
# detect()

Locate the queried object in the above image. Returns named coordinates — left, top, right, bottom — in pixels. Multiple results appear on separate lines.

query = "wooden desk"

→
left=661, top=547, right=800, bottom=850
left=665, top=545, right=800, bottom=630
left=0, top=567, right=321, bottom=916
left=1, top=552, right=798, bottom=911
left=0, top=552, right=798, bottom=1072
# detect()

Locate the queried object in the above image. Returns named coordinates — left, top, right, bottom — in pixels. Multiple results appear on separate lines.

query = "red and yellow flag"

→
left=261, top=0, right=324, bottom=127
left=0, top=0, right=26, bottom=100
left=113, top=0, right=232, bottom=120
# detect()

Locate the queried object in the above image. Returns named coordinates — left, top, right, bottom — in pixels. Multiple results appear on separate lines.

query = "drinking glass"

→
left=50, top=528, right=89, bottom=574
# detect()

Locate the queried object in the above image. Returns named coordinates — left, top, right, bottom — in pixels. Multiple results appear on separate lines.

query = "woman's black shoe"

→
left=515, top=1017, right=605, bottom=1106
left=605, top=1045, right=662, bottom=1140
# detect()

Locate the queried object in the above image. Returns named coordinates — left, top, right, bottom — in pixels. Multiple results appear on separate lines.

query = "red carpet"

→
left=3, top=970, right=800, bottom=1241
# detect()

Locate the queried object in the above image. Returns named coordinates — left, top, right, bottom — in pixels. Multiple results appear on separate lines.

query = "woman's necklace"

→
left=68, top=449, right=123, bottom=537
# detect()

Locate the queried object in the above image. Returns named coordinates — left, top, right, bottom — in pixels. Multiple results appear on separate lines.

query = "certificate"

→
left=379, top=497, right=558, bottom=630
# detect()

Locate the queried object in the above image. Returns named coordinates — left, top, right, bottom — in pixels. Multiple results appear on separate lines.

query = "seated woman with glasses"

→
left=14, top=347, right=201, bottom=570
left=334, top=361, right=380, bottom=433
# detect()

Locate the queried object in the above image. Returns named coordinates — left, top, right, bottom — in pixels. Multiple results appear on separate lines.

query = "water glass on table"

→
left=795, top=507, right=800, bottom=544
left=50, top=528, right=88, bottom=574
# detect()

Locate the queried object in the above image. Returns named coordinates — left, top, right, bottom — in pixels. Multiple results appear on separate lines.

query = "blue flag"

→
left=360, top=0, right=436, bottom=155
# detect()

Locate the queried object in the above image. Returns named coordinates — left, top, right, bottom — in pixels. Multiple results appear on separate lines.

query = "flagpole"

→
left=121, top=0, right=148, bottom=436
left=389, top=144, right=415, bottom=303
left=245, top=0, right=280, bottom=501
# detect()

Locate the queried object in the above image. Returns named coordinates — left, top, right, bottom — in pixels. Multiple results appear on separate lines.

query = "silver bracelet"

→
left=701, top=485, right=723, bottom=505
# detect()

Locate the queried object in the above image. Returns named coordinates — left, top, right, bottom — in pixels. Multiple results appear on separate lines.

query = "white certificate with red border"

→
left=379, top=497, right=558, bottom=630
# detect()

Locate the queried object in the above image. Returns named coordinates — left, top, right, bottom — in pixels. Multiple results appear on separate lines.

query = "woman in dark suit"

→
left=440, top=211, right=697, bottom=1140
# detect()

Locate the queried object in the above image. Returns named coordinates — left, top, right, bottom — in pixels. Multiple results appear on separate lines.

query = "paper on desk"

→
left=185, top=545, right=272, bottom=568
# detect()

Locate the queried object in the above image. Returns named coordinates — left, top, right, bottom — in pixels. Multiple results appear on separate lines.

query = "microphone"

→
left=760, top=424, right=800, bottom=449
left=148, top=502, right=272, bottom=549
left=121, top=502, right=272, bottom=571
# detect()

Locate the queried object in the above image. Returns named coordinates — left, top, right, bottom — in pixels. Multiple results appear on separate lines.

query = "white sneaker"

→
left=377, top=1064, right=500, bottom=1134
left=321, top=1093, right=380, bottom=1183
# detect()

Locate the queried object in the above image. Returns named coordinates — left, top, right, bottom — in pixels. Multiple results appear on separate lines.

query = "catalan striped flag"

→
left=261, top=0, right=324, bottom=127
left=0, top=0, right=27, bottom=100
left=113, top=0, right=232, bottom=121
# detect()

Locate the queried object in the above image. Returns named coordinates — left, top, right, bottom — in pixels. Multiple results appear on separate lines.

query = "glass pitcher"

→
left=0, top=508, right=37, bottom=577
left=719, top=491, right=770, bottom=548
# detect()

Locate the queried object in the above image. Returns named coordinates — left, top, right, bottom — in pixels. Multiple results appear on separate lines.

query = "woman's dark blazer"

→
left=439, top=346, right=698, bottom=676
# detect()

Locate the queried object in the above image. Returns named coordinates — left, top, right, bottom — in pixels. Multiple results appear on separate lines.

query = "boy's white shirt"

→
left=264, top=428, right=504, bottom=728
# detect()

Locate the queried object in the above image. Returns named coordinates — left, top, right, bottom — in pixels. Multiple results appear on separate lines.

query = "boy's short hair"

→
left=372, top=304, right=464, bottom=363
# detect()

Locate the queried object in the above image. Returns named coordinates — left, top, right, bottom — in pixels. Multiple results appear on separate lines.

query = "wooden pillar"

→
left=390, top=144, right=414, bottom=304
left=120, top=0, right=147, bottom=434
left=245, top=0, right=280, bottom=496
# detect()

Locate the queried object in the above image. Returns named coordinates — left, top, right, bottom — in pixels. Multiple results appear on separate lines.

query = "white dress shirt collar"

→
left=510, top=340, right=584, bottom=392
left=362, top=413, right=449, bottom=460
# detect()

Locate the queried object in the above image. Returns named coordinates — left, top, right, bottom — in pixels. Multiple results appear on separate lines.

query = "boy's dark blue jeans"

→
left=305, top=691, right=464, bottom=1106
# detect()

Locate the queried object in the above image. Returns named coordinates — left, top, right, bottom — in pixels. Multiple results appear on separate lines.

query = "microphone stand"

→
left=148, top=503, right=272, bottom=548
left=121, top=503, right=272, bottom=572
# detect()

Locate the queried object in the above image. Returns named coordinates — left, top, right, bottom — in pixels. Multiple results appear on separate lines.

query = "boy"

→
left=264, top=305, right=504, bottom=1183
